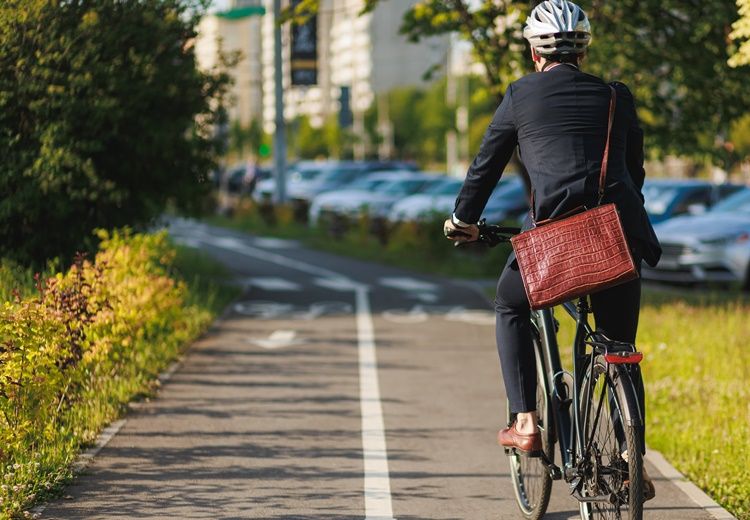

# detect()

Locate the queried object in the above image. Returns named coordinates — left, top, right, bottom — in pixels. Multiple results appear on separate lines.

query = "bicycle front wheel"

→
left=578, top=356, right=643, bottom=520
left=505, top=335, right=554, bottom=520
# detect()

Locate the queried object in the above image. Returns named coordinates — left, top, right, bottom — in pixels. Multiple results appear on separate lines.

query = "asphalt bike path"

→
left=41, top=219, right=714, bottom=519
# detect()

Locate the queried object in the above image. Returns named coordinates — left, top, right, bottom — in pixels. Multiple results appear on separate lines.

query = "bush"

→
left=0, top=0, right=231, bottom=265
left=0, top=230, right=235, bottom=517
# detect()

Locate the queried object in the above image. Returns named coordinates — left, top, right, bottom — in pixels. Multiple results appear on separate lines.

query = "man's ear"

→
left=531, top=48, right=541, bottom=63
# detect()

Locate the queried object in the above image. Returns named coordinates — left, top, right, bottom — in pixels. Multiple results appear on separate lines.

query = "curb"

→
left=644, top=449, right=737, bottom=519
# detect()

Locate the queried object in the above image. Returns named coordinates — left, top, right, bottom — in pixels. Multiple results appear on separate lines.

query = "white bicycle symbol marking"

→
left=233, top=300, right=353, bottom=320
left=382, top=305, right=495, bottom=325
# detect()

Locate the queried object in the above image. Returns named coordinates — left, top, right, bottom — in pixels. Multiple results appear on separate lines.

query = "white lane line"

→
left=356, top=286, right=396, bottom=519
left=380, top=276, right=438, bottom=292
left=200, top=231, right=396, bottom=519
left=203, top=236, right=346, bottom=280
left=245, top=277, right=302, bottom=291
left=252, top=237, right=300, bottom=249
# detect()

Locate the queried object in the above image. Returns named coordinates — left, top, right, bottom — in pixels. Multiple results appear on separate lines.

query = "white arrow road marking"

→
left=250, top=330, right=304, bottom=349
left=245, top=277, right=302, bottom=291
left=379, top=276, right=438, bottom=292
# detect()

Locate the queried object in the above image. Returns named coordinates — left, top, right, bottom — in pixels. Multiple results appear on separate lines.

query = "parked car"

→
left=642, top=187, right=750, bottom=290
left=388, top=174, right=525, bottom=223
left=387, top=177, right=463, bottom=222
left=253, top=161, right=333, bottom=201
left=253, top=160, right=418, bottom=202
left=642, top=179, right=744, bottom=224
left=480, top=176, right=528, bottom=223
left=309, top=171, right=438, bottom=224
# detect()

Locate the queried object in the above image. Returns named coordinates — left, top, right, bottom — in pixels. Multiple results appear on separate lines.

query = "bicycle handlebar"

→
left=449, top=219, right=520, bottom=248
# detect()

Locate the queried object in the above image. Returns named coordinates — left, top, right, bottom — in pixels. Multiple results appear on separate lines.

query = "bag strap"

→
left=530, top=85, right=617, bottom=224
left=598, top=85, right=617, bottom=204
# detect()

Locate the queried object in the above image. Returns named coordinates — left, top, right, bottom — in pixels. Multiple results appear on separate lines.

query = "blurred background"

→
left=202, top=0, right=750, bottom=293
left=2, top=1, right=750, bottom=519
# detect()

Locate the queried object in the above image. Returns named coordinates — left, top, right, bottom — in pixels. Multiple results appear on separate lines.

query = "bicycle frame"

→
left=531, top=297, right=596, bottom=478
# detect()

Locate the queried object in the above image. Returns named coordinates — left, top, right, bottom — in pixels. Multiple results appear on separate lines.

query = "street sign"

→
left=290, top=0, right=317, bottom=85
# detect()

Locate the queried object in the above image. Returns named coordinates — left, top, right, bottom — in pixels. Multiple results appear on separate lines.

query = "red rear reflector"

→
left=604, top=352, right=643, bottom=364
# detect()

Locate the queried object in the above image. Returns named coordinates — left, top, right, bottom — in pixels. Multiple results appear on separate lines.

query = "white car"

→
left=388, top=178, right=464, bottom=222
left=643, top=188, right=750, bottom=290
left=309, top=171, right=439, bottom=224
left=253, top=161, right=335, bottom=201
left=388, top=174, right=526, bottom=224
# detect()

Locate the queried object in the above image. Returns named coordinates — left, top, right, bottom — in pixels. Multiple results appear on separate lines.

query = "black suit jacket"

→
left=454, top=64, right=662, bottom=266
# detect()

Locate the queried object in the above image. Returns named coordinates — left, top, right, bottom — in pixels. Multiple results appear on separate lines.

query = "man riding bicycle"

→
left=443, top=0, right=661, bottom=500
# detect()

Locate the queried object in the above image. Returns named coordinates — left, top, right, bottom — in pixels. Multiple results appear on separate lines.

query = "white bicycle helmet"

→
left=523, top=0, right=591, bottom=56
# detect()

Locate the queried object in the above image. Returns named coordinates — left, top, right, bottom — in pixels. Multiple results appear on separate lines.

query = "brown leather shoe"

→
left=498, top=422, right=542, bottom=455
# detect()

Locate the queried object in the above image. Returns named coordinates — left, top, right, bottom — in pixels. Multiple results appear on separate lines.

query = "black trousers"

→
left=494, top=251, right=643, bottom=414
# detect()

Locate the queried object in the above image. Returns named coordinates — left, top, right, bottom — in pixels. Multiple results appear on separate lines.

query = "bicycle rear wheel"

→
left=506, top=335, right=554, bottom=520
left=578, top=356, right=643, bottom=520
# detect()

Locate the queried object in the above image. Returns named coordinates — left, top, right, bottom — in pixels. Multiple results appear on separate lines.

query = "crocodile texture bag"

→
left=510, top=87, right=638, bottom=310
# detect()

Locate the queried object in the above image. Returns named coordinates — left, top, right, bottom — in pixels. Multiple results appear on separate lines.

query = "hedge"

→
left=0, top=230, right=236, bottom=518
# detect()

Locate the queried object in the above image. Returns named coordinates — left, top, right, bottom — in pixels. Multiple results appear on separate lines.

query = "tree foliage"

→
left=292, top=0, right=750, bottom=163
left=0, top=0, right=231, bottom=264
left=730, top=0, right=750, bottom=67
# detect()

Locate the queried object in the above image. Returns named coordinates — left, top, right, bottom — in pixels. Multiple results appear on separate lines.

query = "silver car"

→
left=643, top=188, right=750, bottom=290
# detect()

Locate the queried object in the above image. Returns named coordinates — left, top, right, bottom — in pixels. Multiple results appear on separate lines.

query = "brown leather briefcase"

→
left=510, top=86, right=638, bottom=310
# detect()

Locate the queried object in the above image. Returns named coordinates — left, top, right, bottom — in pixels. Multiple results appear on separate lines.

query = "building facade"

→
left=195, top=3, right=264, bottom=127
left=197, top=0, right=448, bottom=155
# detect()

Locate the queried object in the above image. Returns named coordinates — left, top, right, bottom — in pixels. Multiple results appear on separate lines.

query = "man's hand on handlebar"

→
left=443, top=219, right=479, bottom=244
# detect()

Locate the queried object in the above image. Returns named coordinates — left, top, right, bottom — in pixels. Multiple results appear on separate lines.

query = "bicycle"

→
left=452, top=221, right=647, bottom=520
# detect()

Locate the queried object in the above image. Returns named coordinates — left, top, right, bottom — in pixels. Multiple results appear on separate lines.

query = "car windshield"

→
left=378, top=179, right=426, bottom=196
left=425, top=179, right=462, bottom=195
left=316, top=168, right=361, bottom=183
left=642, top=184, right=681, bottom=216
left=710, top=189, right=750, bottom=214
left=290, top=168, right=325, bottom=182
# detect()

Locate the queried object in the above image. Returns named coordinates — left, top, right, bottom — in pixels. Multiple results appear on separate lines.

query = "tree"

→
left=0, top=0, right=231, bottom=264
left=730, top=0, right=750, bottom=68
left=290, top=0, right=750, bottom=163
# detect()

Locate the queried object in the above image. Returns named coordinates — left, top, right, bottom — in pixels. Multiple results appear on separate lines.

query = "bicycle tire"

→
left=578, top=356, right=644, bottom=520
left=506, top=335, right=554, bottom=520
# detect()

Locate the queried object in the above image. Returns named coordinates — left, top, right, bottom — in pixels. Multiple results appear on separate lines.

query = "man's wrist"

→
left=451, top=213, right=473, bottom=228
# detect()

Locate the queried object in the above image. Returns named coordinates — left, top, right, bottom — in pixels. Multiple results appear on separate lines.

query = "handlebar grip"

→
left=445, top=229, right=472, bottom=239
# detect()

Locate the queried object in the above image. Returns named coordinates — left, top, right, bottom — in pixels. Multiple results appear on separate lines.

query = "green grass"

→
left=209, top=205, right=748, bottom=519
left=554, top=288, right=750, bottom=520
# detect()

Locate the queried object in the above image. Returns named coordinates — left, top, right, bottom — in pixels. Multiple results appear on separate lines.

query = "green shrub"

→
left=0, top=230, right=236, bottom=518
left=0, top=0, right=231, bottom=265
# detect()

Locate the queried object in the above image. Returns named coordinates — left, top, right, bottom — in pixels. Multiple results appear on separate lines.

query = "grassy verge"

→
left=211, top=202, right=748, bottom=519
left=0, top=231, right=239, bottom=519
